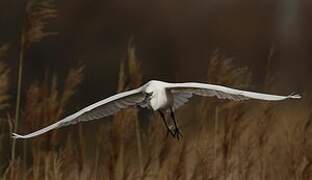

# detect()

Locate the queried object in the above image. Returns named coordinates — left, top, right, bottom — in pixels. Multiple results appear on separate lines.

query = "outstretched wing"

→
left=167, top=82, right=301, bottom=105
left=172, top=92, right=193, bottom=110
left=12, top=87, right=147, bottom=139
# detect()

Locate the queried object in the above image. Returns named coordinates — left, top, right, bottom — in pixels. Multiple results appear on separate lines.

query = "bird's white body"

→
left=145, top=80, right=173, bottom=111
left=12, top=80, right=301, bottom=139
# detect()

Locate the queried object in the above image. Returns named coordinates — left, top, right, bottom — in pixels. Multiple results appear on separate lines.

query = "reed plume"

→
left=4, top=63, right=83, bottom=180
left=0, top=44, right=10, bottom=111
left=24, top=0, right=58, bottom=48
left=12, top=1, right=58, bottom=177
left=0, top=44, right=10, bottom=176
left=1, top=31, right=310, bottom=180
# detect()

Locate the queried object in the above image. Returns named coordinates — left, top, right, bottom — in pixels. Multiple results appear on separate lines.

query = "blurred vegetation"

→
left=0, top=0, right=311, bottom=180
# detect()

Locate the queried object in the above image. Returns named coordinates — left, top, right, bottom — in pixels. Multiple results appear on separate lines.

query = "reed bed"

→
left=1, top=1, right=311, bottom=179
left=0, top=40, right=310, bottom=179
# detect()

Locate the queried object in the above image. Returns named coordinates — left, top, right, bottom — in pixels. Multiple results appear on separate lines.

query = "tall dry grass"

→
left=1, top=40, right=311, bottom=180
left=0, top=44, right=10, bottom=111
left=3, top=63, right=84, bottom=180
left=13, top=0, right=58, bottom=137
left=0, top=43, right=10, bottom=176
left=12, top=1, right=58, bottom=178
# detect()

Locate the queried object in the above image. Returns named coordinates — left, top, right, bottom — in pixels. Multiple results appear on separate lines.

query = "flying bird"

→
left=12, top=80, right=301, bottom=140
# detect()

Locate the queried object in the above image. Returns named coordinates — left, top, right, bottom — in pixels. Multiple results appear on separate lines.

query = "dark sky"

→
left=1, top=0, right=311, bottom=108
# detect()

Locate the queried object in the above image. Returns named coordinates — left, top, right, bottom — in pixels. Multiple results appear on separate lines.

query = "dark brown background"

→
left=1, top=0, right=311, bottom=109
left=1, top=1, right=312, bottom=178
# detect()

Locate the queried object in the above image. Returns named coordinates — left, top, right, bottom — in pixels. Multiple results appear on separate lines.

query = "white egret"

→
left=12, top=80, right=301, bottom=140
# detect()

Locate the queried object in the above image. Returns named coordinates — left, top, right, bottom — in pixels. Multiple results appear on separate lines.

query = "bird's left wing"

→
left=167, top=82, right=301, bottom=102
left=12, top=87, right=147, bottom=139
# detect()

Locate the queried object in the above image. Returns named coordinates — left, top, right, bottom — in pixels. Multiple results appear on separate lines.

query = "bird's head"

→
left=145, top=81, right=158, bottom=98
left=145, top=85, right=154, bottom=96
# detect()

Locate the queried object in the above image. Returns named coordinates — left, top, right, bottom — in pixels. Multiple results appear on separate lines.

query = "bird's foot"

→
left=166, top=129, right=175, bottom=137
left=173, top=128, right=183, bottom=140
left=166, top=125, right=176, bottom=137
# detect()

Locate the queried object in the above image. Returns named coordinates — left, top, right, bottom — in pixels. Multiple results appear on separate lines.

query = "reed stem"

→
left=135, top=116, right=144, bottom=178
left=11, top=24, right=26, bottom=179
left=214, top=105, right=219, bottom=179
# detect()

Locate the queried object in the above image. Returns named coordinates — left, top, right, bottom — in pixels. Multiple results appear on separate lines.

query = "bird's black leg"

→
left=158, top=110, right=175, bottom=137
left=170, top=108, right=183, bottom=140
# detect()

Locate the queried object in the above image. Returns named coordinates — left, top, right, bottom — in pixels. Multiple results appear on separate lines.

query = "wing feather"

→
left=12, top=87, right=147, bottom=139
left=167, top=82, right=301, bottom=101
left=172, top=92, right=193, bottom=110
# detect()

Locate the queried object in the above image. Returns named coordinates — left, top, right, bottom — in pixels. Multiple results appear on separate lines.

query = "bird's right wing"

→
left=12, top=87, right=147, bottom=139
left=172, top=92, right=193, bottom=110
left=167, top=82, right=301, bottom=101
